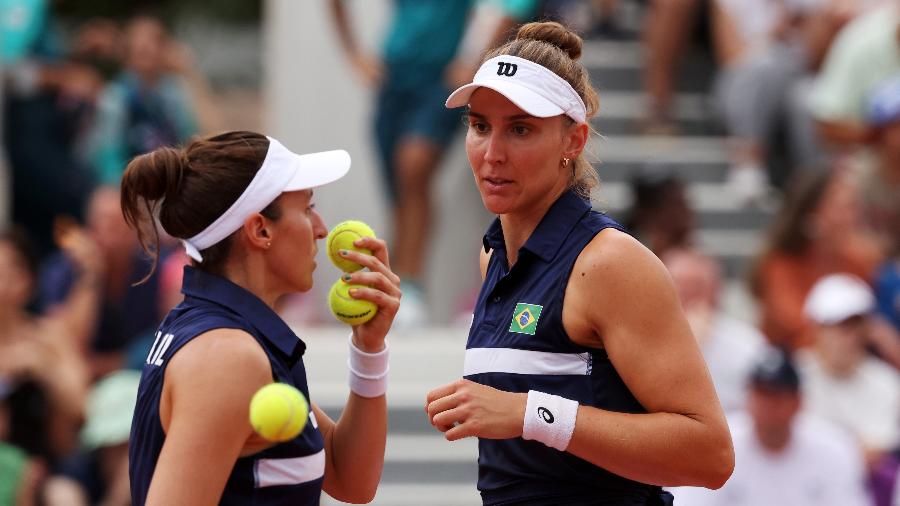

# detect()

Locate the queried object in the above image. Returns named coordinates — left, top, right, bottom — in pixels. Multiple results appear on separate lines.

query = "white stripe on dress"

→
left=463, top=347, right=590, bottom=376
left=255, top=449, right=326, bottom=488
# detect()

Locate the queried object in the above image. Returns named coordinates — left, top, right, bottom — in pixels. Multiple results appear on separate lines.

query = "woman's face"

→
left=465, top=88, right=584, bottom=217
left=265, top=190, right=327, bottom=293
left=811, top=170, right=862, bottom=237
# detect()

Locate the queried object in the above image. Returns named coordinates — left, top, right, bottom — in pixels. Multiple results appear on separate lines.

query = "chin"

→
left=479, top=193, right=514, bottom=216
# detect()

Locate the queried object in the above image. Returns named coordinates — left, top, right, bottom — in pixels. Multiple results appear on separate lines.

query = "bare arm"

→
left=145, top=329, right=271, bottom=506
left=44, top=221, right=103, bottom=351
left=318, top=237, right=400, bottom=503
left=427, top=231, right=733, bottom=489
left=563, top=230, right=733, bottom=488
left=817, top=119, right=875, bottom=147
left=327, top=0, right=383, bottom=86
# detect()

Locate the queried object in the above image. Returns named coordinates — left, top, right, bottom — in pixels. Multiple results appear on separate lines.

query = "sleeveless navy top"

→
left=465, top=190, right=660, bottom=505
left=129, top=267, right=326, bottom=506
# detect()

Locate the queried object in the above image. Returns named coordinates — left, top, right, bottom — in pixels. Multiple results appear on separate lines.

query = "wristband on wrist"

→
left=347, top=335, right=389, bottom=398
left=522, top=390, right=578, bottom=451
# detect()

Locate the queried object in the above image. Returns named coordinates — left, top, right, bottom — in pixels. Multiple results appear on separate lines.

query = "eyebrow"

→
left=467, top=110, right=537, bottom=121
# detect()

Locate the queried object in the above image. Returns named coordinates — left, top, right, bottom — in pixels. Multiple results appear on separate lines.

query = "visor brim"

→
left=446, top=81, right=566, bottom=118
left=284, top=150, right=351, bottom=191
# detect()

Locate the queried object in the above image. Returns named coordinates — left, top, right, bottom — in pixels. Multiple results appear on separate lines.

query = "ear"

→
left=563, top=122, right=589, bottom=159
left=241, top=213, right=271, bottom=252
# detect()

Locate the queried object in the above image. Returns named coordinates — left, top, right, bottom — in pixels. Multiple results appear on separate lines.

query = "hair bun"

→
left=515, top=21, right=583, bottom=60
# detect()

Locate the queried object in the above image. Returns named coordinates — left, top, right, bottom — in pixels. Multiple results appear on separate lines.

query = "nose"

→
left=483, top=130, right=506, bottom=165
left=313, top=211, right=328, bottom=240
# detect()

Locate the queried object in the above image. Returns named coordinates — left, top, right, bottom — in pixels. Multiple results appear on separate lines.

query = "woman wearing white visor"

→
left=122, top=131, right=399, bottom=505
left=426, top=22, right=734, bottom=505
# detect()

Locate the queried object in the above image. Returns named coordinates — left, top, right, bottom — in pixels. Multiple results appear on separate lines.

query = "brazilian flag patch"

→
left=509, top=303, right=543, bottom=335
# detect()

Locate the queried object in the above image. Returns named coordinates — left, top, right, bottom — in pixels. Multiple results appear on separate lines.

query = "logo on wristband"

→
left=537, top=407, right=555, bottom=424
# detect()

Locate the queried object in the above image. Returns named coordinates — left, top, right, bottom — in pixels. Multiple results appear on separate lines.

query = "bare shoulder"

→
left=573, top=228, right=668, bottom=284
left=569, top=228, right=677, bottom=333
left=166, top=328, right=272, bottom=393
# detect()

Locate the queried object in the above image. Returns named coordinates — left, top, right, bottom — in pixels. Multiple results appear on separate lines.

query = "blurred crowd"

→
left=0, top=0, right=899, bottom=505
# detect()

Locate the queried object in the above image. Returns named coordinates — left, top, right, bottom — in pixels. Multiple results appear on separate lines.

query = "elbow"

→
left=330, top=477, right=380, bottom=504
left=335, top=489, right=377, bottom=504
left=701, top=438, right=735, bottom=490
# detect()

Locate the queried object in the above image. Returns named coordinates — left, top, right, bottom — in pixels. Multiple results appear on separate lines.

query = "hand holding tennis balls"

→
left=329, top=279, right=378, bottom=325
left=326, top=220, right=376, bottom=272
left=249, top=383, right=309, bottom=442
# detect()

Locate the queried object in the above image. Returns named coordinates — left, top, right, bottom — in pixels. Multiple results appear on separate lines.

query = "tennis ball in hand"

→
left=328, top=279, right=377, bottom=325
left=326, top=220, right=376, bottom=272
left=249, top=383, right=309, bottom=442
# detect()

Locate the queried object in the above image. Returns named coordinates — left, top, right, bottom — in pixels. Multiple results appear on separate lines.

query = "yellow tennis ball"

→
left=328, top=279, right=377, bottom=325
left=326, top=220, right=376, bottom=272
left=249, top=383, right=309, bottom=442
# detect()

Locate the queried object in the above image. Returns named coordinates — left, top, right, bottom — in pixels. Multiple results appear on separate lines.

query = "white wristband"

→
left=347, top=335, right=389, bottom=398
left=522, top=390, right=578, bottom=451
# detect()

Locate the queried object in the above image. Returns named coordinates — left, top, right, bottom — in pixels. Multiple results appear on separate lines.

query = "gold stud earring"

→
left=562, top=158, right=570, bottom=167
left=266, top=241, right=272, bottom=248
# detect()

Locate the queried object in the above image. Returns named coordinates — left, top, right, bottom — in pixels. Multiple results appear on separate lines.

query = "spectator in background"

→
left=38, top=186, right=165, bottom=379
left=809, top=1, right=900, bottom=153
left=329, top=0, right=539, bottom=326
left=43, top=370, right=139, bottom=506
left=84, top=15, right=206, bottom=185
left=711, top=0, right=826, bottom=205
left=798, top=274, right=900, bottom=469
left=642, top=0, right=709, bottom=135
left=3, top=0, right=104, bottom=258
left=663, top=248, right=766, bottom=413
left=624, top=165, right=695, bottom=257
left=671, top=349, right=870, bottom=506
left=862, top=74, right=900, bottom=247
left=0, top=440, right=43, bottom=506
left=0, top=226, right=97, bottom=467
left=750, top=168, right=883, bottom=348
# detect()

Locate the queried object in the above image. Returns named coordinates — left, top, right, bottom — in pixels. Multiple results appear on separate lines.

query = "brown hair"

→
left=120, top=130, right=282, bottom=282
left=482, top=21, right=601, bottom=198
left=748, top=170, right=833, bottom=296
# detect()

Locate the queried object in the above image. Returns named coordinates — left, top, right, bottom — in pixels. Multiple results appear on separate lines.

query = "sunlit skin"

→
left=263, top=190, right=326, bottom=294
left=425, top=88, right=734, bottom=489
left=146, top=187, right=401, bottom=505
left=466, top=88, right=587, bottom=251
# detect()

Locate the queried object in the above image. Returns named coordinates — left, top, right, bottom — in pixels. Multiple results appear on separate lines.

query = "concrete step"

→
left=593, top=135, right=729, bottom=165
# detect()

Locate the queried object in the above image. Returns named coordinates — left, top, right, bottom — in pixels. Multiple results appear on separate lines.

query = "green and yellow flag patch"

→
left=509, top=303, right=543, bottom=335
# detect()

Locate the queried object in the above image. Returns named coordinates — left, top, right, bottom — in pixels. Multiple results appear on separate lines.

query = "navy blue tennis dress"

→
left=465, top=190, right=665, bottom=505
left=129, top=267, right=325, bottom=506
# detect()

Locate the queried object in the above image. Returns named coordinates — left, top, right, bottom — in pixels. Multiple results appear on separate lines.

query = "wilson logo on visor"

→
left=497, top=62, right=518, bottom=77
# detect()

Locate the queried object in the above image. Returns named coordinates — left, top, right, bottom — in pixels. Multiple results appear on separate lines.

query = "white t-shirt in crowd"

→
left=797, top=350, right=900, bottom=451
left=670, top=413, right=869, bottom=506
left=700, top=314, right=766, bottom=414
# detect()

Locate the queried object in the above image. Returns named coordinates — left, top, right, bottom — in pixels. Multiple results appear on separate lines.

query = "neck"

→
left=499, top=185, right=569, bottom=267
left=222, top=254, right=284, bottom=310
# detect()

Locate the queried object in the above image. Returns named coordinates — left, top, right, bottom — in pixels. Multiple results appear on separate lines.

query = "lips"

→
left=482, top=176, right=513, bottom=191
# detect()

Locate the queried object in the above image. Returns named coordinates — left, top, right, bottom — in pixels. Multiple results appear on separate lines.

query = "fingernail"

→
left=342, top=274, right=352, bottom=282
left=339, top=249, right=348, bottom=256
left=349, top=289, right=358, bottom=296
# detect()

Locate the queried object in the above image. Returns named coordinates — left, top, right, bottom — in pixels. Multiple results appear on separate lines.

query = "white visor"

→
left=445, top=55, right=587, bottom=124
left=182, top=136, right=350, bottom=262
